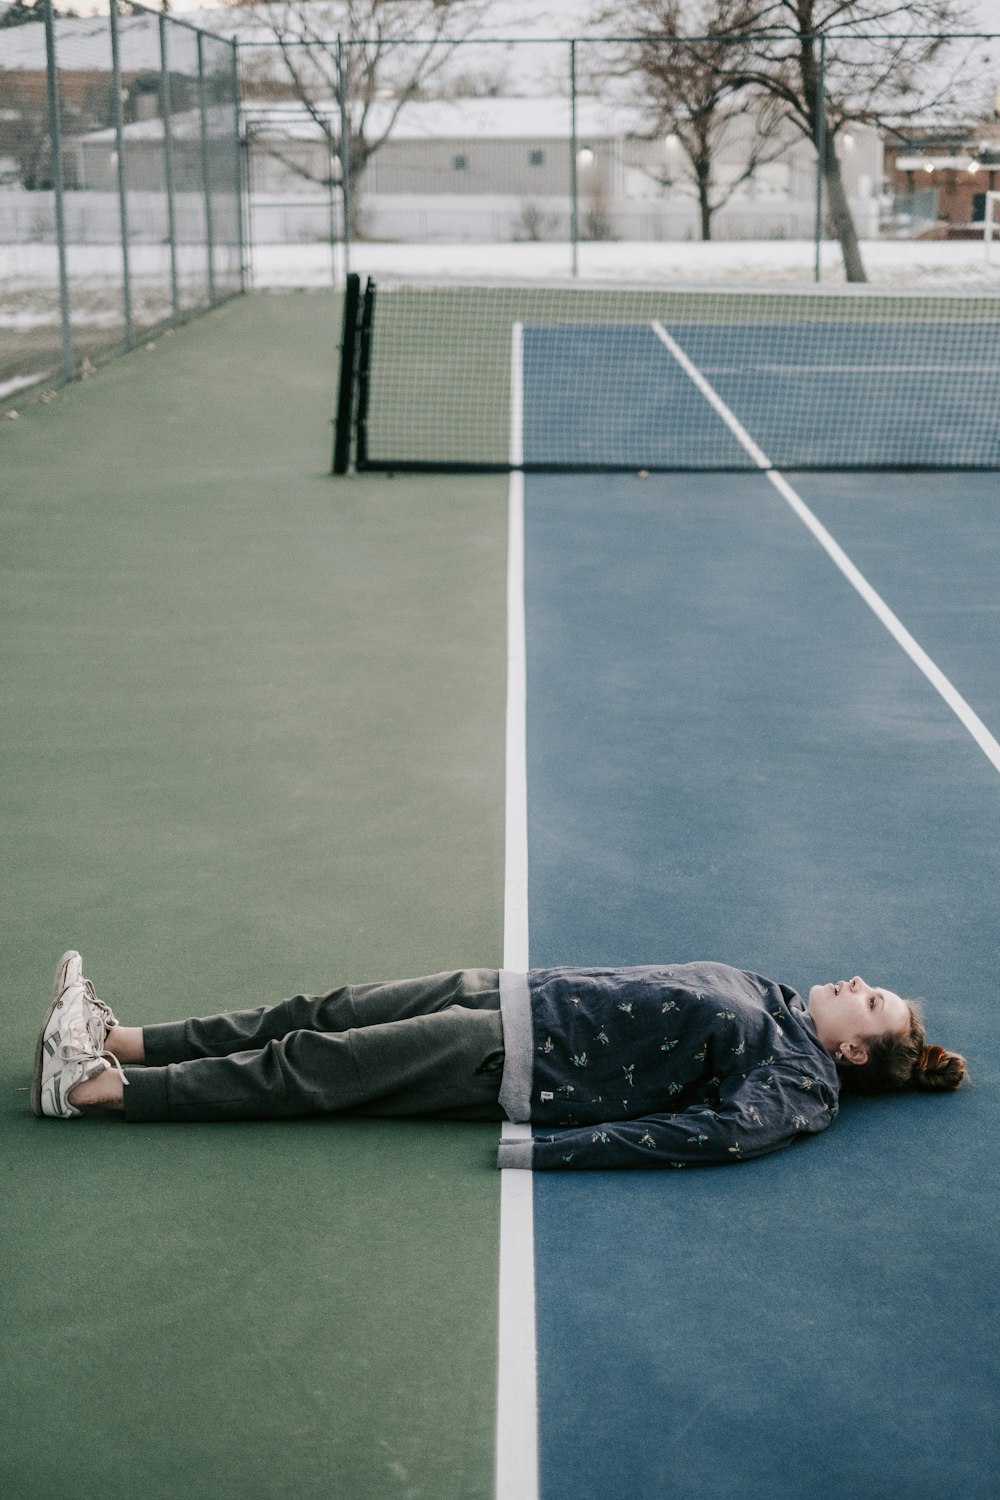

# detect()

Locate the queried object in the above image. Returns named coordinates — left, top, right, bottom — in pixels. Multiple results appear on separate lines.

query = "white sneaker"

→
left=31, top=951, right=127, bottom=1118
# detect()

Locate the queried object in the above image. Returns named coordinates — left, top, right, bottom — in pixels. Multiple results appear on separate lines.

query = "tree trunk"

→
left=823, top=144, right=866, bottom=282
left=694, top=156, right=713, bottom=240
left=698, top=178, right=713, bottom=239
left=344, top=137, right=368, bottom=242
left=794, top=16, right=866, bottom=283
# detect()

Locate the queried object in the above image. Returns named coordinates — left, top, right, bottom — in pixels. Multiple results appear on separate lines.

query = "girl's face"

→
left=807, top=976, right=909, bottom=1058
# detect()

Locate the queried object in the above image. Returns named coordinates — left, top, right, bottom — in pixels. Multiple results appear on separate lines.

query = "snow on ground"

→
left=3, top=239, right=999, bottom=343
left=6, top=236, right=999, bottom=295
left=0, top=371, right=52, bottom=399
left=249, top=238, right=1000, bottom=290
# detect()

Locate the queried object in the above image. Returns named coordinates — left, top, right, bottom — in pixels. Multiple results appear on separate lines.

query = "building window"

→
left=529, top=149, right=545, bottom=167
left=453, top=153, right=468, bottom=171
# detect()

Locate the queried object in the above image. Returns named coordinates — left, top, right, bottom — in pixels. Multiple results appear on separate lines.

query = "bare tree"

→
left=719, top=0, right=982, bottom=279
left=595, top=0, right=982, bottom=275
left=594, top=0, right=788, bottom=240
left=231, top=0, right=493, bottom=235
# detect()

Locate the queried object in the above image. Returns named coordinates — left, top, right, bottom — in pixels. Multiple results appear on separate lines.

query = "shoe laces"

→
left=76, top=977, right=119, bottom=1048
left=58, top=1001, right=129, bottom=1087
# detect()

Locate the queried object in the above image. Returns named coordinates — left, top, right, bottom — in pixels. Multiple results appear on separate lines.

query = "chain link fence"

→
left=238, top=27, right=1000, bottom=291
left=6, top=13, right=998, bottom=402
left=0, top=0, right=244, bottom=404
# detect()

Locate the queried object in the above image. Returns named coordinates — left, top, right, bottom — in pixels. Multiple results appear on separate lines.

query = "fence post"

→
left=108, top=0, right=133, bottom=346
left=243, top=117, right=257, bottom=292
left=159, top=10, right=180, bottom=320
left=231, top=39, right=247, bottom=296
left=42, top=0, right=74, bottom=382
left=197, top=31, right=217, bottom=304
left=337, top=34, right=351, bottom=280
left=327, top=146, right=338, bottom=290
left=570, top=39, right=579, bottom=278
left=813, top=34, right=826, bottom=284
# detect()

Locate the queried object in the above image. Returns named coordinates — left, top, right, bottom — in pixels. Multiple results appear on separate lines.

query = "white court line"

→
left=695, top=362, right=1000, bottom=376
left=495, top=321, right=539, bottom=1500
left=651, top=320, right=1000, bottom=778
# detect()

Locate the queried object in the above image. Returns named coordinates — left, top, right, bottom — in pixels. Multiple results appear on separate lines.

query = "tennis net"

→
left=333, top=276, right=1000, bottom=474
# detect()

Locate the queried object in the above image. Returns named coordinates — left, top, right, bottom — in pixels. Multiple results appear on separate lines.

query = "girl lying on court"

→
left=31, top=953, right=965, bottom=1169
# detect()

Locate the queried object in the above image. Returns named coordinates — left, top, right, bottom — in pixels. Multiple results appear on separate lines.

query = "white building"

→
left=240, top=94, right=882, bottom=243
left=2, top=4, right=883, bottom=245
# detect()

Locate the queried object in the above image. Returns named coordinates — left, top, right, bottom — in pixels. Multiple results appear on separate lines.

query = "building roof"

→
left=76, top=104, right=234, bottom=143
left=75, top=95, right=646, bottom=144
left=243, top=95, right=646, bottom=141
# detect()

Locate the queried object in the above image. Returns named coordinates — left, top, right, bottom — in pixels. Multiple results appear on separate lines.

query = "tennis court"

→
left=2, top=293, right=509, bottom=1500
left=5, top=284, right=999, bottom=1498
left=484, top=304, right=998, bottom=1498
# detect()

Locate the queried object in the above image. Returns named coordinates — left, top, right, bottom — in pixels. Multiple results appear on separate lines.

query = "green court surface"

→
left=1, top=293, right=509, bottom=1499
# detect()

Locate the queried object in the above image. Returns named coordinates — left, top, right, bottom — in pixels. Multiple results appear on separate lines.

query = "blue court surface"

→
left=516, top=323, right=1000, bottom=1498
left=521, top=319, right=1000, bottom=468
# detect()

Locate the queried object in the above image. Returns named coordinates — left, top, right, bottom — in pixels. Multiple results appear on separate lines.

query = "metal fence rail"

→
left=0, top=0, right=245, bottom=404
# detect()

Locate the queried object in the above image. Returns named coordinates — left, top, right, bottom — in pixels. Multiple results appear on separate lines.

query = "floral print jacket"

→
left=496, top=962, right=839, bottom=1170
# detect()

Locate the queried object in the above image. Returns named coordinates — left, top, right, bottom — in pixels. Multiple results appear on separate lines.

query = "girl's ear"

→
left=839, top=1039, right=869, bottom=1066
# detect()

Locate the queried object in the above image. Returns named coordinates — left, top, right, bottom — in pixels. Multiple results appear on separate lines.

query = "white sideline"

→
left=495, top=323, right=539, bottom=1500
left=650, top=319, right=1000, bottom=779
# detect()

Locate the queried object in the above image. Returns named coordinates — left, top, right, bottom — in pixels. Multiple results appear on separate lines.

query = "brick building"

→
left=884, top=121, right=1000, bottom=237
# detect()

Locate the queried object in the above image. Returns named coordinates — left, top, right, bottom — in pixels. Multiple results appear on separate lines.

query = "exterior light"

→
left=924, top=162, right=935, bottom=172
left=968, top=160, right=981, bottom=172
left=578, top=147, right=594, bottom=167
left=842, top=133, right=854, bottom=149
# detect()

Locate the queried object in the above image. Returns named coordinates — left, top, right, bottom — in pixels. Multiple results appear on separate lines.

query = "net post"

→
left=355, top=277, right=375, bottom=471
left=332, top=272, right=362, bottom=475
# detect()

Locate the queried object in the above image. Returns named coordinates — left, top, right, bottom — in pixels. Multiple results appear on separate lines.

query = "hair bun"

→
left=914, top=1043, right=966, bottom=1091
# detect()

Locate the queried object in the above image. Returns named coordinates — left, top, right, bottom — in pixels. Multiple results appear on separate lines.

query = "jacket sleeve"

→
left=496, top=1060, right=838, bottom=1170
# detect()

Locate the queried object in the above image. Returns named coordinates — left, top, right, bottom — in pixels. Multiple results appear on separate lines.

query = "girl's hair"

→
left=836, top=1001, right=967, bottom=1096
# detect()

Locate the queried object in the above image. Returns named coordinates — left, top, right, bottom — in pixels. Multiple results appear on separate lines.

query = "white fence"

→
left=245, top=191, right=880, bottom=245
left=0, top=188, right=228, bottom=244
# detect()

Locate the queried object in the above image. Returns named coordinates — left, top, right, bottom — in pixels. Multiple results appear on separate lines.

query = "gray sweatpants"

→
left=122, top=968, right=506, bottom=1123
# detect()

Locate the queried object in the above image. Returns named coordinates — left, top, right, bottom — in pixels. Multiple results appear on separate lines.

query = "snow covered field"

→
left=4, top=236, right=999, bottom=400
left=250, top=237, right=1000, bottom=289
left=5, top=237, right=1000, bottom=309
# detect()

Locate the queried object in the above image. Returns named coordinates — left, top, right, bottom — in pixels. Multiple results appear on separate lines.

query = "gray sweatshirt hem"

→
left=496, top=1137, right=534, bottom=1170
left=498, top=969, right=532, bottom=1122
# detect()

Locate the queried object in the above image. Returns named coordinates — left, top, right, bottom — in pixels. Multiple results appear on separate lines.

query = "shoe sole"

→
left=30, top=952, right=81, bottom=1118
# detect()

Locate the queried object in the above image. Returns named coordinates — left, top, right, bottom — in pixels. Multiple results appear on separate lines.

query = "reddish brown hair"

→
left=836, top=1001, right=967, bottom=1096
